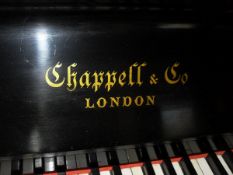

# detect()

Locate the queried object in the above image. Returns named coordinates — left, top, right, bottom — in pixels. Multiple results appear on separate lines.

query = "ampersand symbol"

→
left=150, top=74, right=159, bottom=85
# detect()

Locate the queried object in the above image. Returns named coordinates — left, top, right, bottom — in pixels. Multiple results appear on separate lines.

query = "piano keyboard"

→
left=0, top=134, right=232, bottom=175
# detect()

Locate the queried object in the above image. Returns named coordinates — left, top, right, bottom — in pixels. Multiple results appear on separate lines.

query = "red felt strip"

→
left=171, top=157, right=182, bottom=162
left=215, top=150, right=225, bottom=155
left=120, top=162, right=144, bottom=169
left=43, top=173, right=57, bottom=175
left=66, top=169, right=91, bottom=175
left=151, top=160, right=163, bottom=164
left=99, top=166, right=113, bottom=171
left=189, top=153, right=208, bottom=159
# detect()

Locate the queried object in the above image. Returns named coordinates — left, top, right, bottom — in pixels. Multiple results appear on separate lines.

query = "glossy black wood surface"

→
left=0, top=8, right=232, bottom=156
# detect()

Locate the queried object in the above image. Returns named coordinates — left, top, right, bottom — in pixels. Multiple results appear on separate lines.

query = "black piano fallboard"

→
left=0, top=2, right=232, bottom=157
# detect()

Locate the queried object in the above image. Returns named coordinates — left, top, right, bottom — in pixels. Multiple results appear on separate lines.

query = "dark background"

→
left=0, top=3, right=232, bottom=156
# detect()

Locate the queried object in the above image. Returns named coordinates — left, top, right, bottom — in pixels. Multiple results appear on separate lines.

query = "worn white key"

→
left=100, top=171, right=111, bottom=175
left=131, top=167, right=144, bottom=175
left=217, top=155, right=233, bottom=175
left=196, top=158, right=214, bottom=175
left=121, top=168, right=133, bottom=175
left=152, top=164, right=164, bottom=175
left=172, top=162, right=184, bottom=175
left=191, top=159, right=204, bottom=175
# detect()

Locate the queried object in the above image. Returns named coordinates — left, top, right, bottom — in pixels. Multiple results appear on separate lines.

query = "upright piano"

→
left=0, top=0, right=233, bottom=174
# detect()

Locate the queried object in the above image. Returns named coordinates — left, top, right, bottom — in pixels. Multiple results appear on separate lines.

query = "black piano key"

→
left=140, top=167, right=149, bottom=175
left=96, top=151, right=108, bottom=167
left=0, top=160, right=11, bottom=175
left=198, top=138, right=228, bottom=175
left=23, top=158, right=34, bottom=175
left=92, top=168, right=101, bottom=175
left=57, top=173, right=66, bottom=175
left=189, top=139, right=230, bottom=174
left=87, top=153, right=100, bottom=175
left=136, top=147, right=155, bottom=175
left=44, top=157, right=55, bottom=172
left=223, top=134, right=233, bottom=149
left=106, top=151, right=122, bottom=175
left=11, top=159, right=21, bottom=175
left=206, top=156, right=227, bottom=175
left=177, top=142, right=197, bottom=175
left=213, top=136, right=233, bottom=172
left=112, top=166, right=122, bottom=175
left=187, top=140, right=218, bottom=174
left=223, top=153, right=233, bottom=172
left=66, top=155, right=77, bottom=170
left=127, top=149, right=139, bottom=163
left=165, top=143, right=189, bottom=175
left=34, top=157, right=43, bottom=174
left=161, top=162, right=173, bottom=175
left=212, top=136, right=229, bottom=150
left=76, top=153, right=88, bottom=169
left=107, top=151, right=119, bottom=165
left=179, top=160, right=192, bottom=175
left=218, top=155, right=233, bottom=174
left=56, top=156, right=66, bottom=172
left=87, top=152, right=98, bottom=168
left=169, top=142, right=192, bottom=175
left=157, top=144, right=177, bottom=175
left=169, top=143, right=184, bottom=158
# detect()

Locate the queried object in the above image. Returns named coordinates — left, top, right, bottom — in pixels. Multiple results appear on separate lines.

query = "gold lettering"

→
left=67, top=63, right=77, bottom=91
left=146, top=95, right=156, bottom=105
left=136, top=62, right=147, bottom=86
left=128, top=62, right=138, bottom=87
left=97, top=97, right=107, bottom=108
left=122, top=96, right=132, bottom=107
left=85, top=95, right=156, bottom=109
left=118, top=71, right=126, bottom=87
left=105, top=71, right=117, bottom=92
left=92, top=71, right=104, bottom=92
left=181, top=73, right=188, bottom=85
left=134, top=96, right=144, bottom=106
left=164, top=62, right=181, bottom=84
left=85, top=98, right=95, bottom=109
left=80, top=71, right=91, bottom=88
left=45, top=62, right=65, bottom=88
left=149, top=74, right=159, bottom=85
left=110, top=97, right=120, bottom=107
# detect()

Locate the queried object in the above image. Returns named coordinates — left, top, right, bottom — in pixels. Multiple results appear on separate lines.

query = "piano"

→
left=0, top=0, right=232, bottom=174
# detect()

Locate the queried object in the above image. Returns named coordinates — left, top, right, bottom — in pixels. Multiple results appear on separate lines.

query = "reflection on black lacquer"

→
left=0, top=12, right=232, bottom=156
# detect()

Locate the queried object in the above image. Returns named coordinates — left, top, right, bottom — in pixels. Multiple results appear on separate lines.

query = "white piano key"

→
left=79, top=174, right=89, bottom=175
left=196, top=158, right=214, bottom=175
left=131, top=166, right=144, bottom=175
left=172, top=162, right=184, bottom=175
left=191, top=159, right=204, bottom=175
left=100, top=170, right=112, bottom=175
left=152, top=164, right=164, bottom=175
left=217, top=154, right=233, bottom=175
left=121, top=168, right=133, bottom=175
